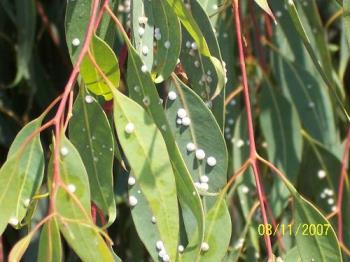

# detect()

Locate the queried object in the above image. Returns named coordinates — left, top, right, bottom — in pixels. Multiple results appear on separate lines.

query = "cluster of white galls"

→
left=168, top=91, right=218, bottom=193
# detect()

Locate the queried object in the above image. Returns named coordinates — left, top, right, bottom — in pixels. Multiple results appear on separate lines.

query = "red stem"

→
left=232, top=0, right=273, bottom=258
left=49, top=0, right=101, bottom=213
left=337, top=128, right=350, bottom=242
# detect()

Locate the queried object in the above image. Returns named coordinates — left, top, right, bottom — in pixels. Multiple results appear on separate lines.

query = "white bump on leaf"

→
left=151, top=216, right=157, bottom=224
left=85, top=95, right=94, bottom=103
left=23, top=198, right=31, bottom=207
left=201, top=242, right=209, bottom=252
left=60, top=147, right=69, bottom=156
left=182, top=117, right=191, bottom=126
left=317, top=170, right=326, bottom=179
left=129, top=195, right=138, bottom=206
left=72, top=38, right=80, bottom=46
left=128, top=176, right=136, bottom=186
left=164, top=41, right=171, bottom=49
left=186, top=142, right=196, bottom=152
left=9, top=217, right=19, bottom=226
left=178, top=245, right=184, bottom=253
left=207, top=156, right=217, bottom=167
left=67, top=184, right=76, bottom=193
left=177, top=108, right=187, bottom=119
left=141, top=64, right=148, bottom=73
left=156, top=240, right=164, bottom=250
left=195, top=149, right=205, bottom=160
left=168, top=91, right=177, bottom=100
left=142, top=45, right=149, bottom=55
left=200, top=175, right=209, bottom=183
left=125, top=123, right=135, bottom=134
left=138, top=27, right=145, bottom=36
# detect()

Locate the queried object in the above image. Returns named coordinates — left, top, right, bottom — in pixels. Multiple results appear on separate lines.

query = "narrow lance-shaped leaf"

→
left=279, top=176, right=342, bottom=261
left=285, top=0, right=349, bottom=121
left=152, top=0, right=181, bottom=83
left=178, top=0, right=226, bottom=127
left=254, top=0, right=276, bottom=21
left=259, top=79, right=303, bottom=215
left=69, top=87, right=116, bottom=226
left=80, top=34, right=120, bottom=100
left=120, top=33, right=205, bottom=257
left=113, top=89, right=179, bottom=261
left=8, top=229, right=36, bottom=262
left=131, top=0, right=154, bottom=70
left=65, top=0, right=91, bottom=62
left=165, top=77, right=230, bottom=260
left=165, top=0, right=211, bottom=56
left=37, top=218, right=62, bottom=262
left=81, top=33, right=203, bottom=258
left=166, top=77, right=228, bottom=193
left=11, top=0, right=36, bottom=85
left=51, top=136, right=114, bottom=262
left=0, top=117, right=44, bottom=235
left=344, top=0, right=350, bottom=46
left=129, top=181, right=163, bottom=262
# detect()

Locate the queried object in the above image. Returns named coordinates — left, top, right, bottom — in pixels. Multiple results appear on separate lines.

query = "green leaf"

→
left=152, top=0, right=181, bottom=83
left=165, top=77, right=228, bottom=193
left=344, top=0, right=350, bottom=46
left=200, top=195, right=231, bottom=262
left=37, top=219, right=62, bottom=262
left=121, top=37, right=205, bottom=258
left=8, top=230, right=35, bottom=262
left=273, top=54, right=339, bottom=154
left=131, top=0, right=154, bottom=70
left=80, top=34, right=120, bottom=100
left=113, top=90, right=179, bottom=261
left=69, top=87, right=116, bottom=226
left=0, top=117, right=44, bottom=234
left=129, top=181, right=163, bottom=261
left=259, top=79, right=303, bottom=215
left=254, top=0, right=276, bottom=21
left=284, top=247, right=301, bottom=262
left=281, top=179, right=342, bottom=261
left=285, top=0, right=349, bottom=121
left=52, top=136, right=114, bottom=262
left=166, top=0, right=211, bottom=56
left=65, top=0, right=91, bottom=62
left=11, top=0, right=36, bottom=85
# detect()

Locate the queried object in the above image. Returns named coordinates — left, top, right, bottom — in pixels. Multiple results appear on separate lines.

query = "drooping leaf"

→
left=273, top=54, right=340, bottom=154
left=344, top=0, right=350, bottom=46
left=113, top=90, right=179, bottom=261
left=52, top=136, right=114, bottom=262
left=121, top=36, right=205, bottom=257
left=179, top=0, right=226, bottom=127
left=8, top=229, right=35, bottom=262
left=69, top=87, right=116, bottom=226
left=166, top=0, right=211, bottom=56
left=129, top=181, right=163, bottom=261
left=165, top=76, right=228, bottom=193
left=131, top=0, right=154, bottom=69
left=37, top=218, right=62, bottom=262
left=254, top=0, right=276, bottom=21
left=285, top=0, right=349, bottom=121
left=65, top=0, right=91, bottom=62
left=199, top=194, right=231, bottom=262
left=12, top=0, right=36, bottom=85
left=0, top=117, right=44, bottom=234
left=259, top=79, right=303, bottom=215
left=152, top=0, right=181, bottom=83
left=80, top=34, right=120, bottom=100
left=280, top=177, right=342, bottom=261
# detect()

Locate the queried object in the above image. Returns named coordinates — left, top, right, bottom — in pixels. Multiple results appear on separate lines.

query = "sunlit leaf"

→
left=80, top=34, right=120, bottom=100
left=0, top=117, right=44, bottom=234
left=113, top=89, right=179, bottom=261
left=37, top=218, right=62, bottom=262
left=69, top=87, right=116, bottom=226
left=51, top=136, right=114, bottom=261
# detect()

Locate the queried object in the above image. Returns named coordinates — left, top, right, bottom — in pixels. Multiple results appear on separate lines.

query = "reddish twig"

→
left=49, top=0, right=101, bottom=213
left=337, top=128, right=350, bottom=242
left=231, top=0, right=273, bottom=258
